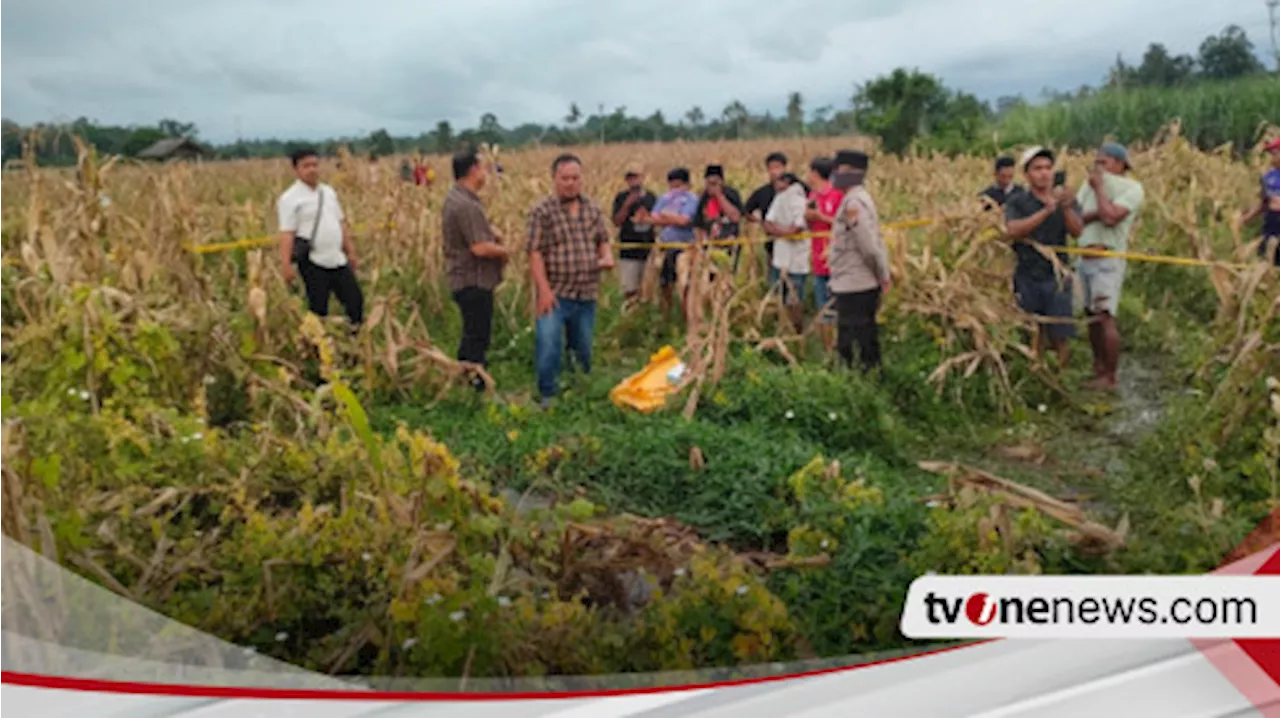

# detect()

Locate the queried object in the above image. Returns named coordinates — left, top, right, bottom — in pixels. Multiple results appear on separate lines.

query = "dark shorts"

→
left=1014, top=274, right=1076, bottom=343
left=660, top=249, right=682, bottom=287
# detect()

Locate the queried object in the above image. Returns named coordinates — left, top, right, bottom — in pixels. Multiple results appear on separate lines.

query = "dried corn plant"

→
left=2, top=125, right=1276, bottom=413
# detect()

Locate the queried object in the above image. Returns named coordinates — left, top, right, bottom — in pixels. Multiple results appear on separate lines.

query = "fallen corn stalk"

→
left=918, top=461, right=1128, bottom=549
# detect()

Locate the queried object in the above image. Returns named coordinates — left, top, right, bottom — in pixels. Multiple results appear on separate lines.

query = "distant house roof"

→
left=137, top=137, right=206, bottom=160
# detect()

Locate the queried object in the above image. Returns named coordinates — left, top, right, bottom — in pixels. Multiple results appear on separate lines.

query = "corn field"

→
left=1, top=125, right=1277, bottom=680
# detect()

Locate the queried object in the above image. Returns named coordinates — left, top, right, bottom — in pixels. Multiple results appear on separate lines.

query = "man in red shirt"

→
left=804, top=157, right=842, bottom=351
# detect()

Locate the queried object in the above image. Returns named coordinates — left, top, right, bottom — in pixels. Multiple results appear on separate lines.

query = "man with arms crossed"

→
left=1075, top=142, right=1144, bottom=391
left=443, top=149, right=508, bottom=391
left=278, top=147, right=364, bottom=331
left=828, top=150, right=890, bottom=371
left=528, top=154, right=614, bottom=409
left=647, top=168, right=700, bottom=321
left=1003, top=147, right=1082, bottom=367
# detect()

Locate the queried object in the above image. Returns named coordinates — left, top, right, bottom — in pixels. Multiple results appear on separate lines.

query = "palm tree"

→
left=786, top=92, right=805, bottom=136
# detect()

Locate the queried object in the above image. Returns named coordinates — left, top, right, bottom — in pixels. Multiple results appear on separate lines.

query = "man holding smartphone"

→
left=1076, top=142, right=1145, bottom=391
left=612, top=168, right=657, bottom=302
left=1003, top=147, right=1082, bottom=368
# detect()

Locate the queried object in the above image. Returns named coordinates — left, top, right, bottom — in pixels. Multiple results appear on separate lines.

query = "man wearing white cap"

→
left=1076, top=142, right=1144, bottom=391
left=1004, top=146, right=1082, bottom=367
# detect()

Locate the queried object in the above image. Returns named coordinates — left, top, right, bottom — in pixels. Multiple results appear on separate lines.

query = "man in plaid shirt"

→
left=528, top=153, right=615, bottom=408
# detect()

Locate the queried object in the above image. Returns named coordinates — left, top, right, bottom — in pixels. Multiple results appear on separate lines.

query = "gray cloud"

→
left=2, top=0, right=1272, bottom=142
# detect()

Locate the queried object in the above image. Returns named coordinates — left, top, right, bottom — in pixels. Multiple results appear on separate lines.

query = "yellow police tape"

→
left=178, top=214, right=1257, bottom=271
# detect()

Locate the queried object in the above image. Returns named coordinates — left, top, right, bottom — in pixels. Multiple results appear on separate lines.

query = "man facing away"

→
left=1240, top=136, right=1280, bottom=266
left=647, top=167, right=700, bottom=320
left=611, top=167, right=658, bottom=302
left=1075, top=142, right=1145, bottom=391
left=804, top=157, right=842, bottom=350
left=745, top=152, right=789, bottom=285
left=278, top=147, right=364, bottom=331
left=980, top=156, right=1023, bottom=209
left=829, top=150, right=890, bottom=371
left=443, top=149, right=509, bottom=391
left=528, top=154, right=615, bottom=409
left=1003, top=147, right=1083, bottom=367
left=764, top=172, right=811, bottom=332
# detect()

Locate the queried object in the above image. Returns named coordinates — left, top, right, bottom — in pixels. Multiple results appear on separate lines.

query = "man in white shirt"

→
left=278, top=147, right=364, bottom=329
left=763, top=172, right=810, bottom=332
left=1075, top=142, right=1144, bottom=391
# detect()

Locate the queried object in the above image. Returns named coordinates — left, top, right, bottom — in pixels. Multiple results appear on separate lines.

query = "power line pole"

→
left=1268, top=0, right=1280, bottom=71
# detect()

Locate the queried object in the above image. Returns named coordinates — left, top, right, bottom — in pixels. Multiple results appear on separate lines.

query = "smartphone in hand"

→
left=1053, top=170, right=1067, bottom=187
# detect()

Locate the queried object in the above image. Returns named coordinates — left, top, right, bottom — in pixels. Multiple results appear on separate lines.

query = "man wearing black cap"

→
left=1003, top=146, right=1082, bottom=367
left=980, top=156, right=1022, bottom=209
left=694, top=165, right=744, bottom=244
left=828, top=150, right=890, bottom=370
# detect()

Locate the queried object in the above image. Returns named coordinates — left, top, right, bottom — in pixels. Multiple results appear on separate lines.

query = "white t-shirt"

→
left=278, top=180, right=347, bottom=268
left=766, top=183, right=810, bottom=274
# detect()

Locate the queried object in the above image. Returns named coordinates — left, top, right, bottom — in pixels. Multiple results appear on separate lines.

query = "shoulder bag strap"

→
left=308, top=185, right=325, bottom=240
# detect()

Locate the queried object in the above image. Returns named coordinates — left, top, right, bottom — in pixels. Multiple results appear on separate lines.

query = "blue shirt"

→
left=652, top=189, right=698, bottom=245
left=1262, top=168, right=1280, bottom=238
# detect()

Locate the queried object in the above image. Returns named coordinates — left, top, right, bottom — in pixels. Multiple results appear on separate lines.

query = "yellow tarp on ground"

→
left=609, top=345, right=684, bottom=413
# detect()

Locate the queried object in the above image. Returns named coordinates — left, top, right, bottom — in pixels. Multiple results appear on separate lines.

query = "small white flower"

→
left=191, top=432, right=203, bottom=440
left=194, top=530, right=203, bottom=537
left=79, top=390, right=91, bottom=401
left=203, top=375, right=216, bottom=385
left=1037, top=404, right=1047, bottom=413
left=361, top=552, right=372, bottom=562
left=401, top=638, right=418, bottom=650
left=274, top=632, right=288, bottom=642
left=497, top=596, right=512, bottom=608
left=926, top=500, right=942, bottom=508
left=673, top=568, right=687, bottom=577
left=67, top=388, right=77, bottom=396
left=735, top=585, right=749, bottom=596
left=827, top=412, right=838, bottom=421
left=820, top=539, right=830, bottom=549
left=425, top=593, right=442, bottom=606
left=449, top=610, right=466, bottom=622
left=1266, top=377, right=1279, bottom=390
left=784, top=410, right=795, bottom=420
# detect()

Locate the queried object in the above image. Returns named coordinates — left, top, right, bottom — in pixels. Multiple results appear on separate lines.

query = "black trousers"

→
left=452, top=287, right=494, bottom=367
left=835, top=287, right=882, bottom=370
left=299, top=258, right=364, bottom=325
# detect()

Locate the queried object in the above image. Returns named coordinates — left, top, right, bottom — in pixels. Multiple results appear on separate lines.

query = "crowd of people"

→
left=276, top=136, right=1280, bottom=405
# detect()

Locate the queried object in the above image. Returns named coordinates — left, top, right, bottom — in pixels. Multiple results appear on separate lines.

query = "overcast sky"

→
left=2, top=0, right=1274, bottom=143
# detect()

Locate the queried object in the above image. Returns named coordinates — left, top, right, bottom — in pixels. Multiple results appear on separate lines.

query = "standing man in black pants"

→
left=278, top=147, right=364, bottom=331
left=443, top=149, right=509, bottom=390
left=828, top=150, right=890, bottom=370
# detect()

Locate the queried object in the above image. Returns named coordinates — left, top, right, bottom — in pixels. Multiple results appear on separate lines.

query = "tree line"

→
left=3, top=23, right=1274, bottom=167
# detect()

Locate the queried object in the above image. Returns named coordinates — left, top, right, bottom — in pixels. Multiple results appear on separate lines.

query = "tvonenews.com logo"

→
left=900, top=576, right=1280, bottom=639
left=924, top=591, right=1256, bottom=627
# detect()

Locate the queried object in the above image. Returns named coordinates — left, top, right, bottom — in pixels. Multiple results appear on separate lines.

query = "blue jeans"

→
left=812, top=275, right=834, bottom=323
left=535, top=297, right=596, bottom=399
